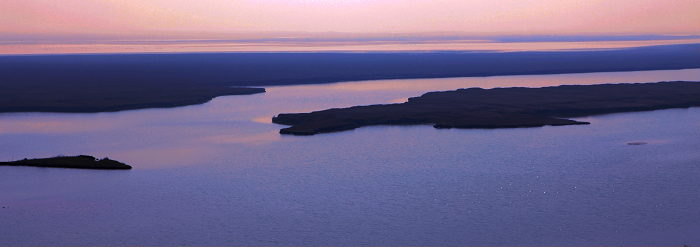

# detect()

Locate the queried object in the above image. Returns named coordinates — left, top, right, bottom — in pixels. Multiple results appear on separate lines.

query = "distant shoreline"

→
left=0, top=87, right=264, bottom=114
left=1, top=43, right=698, bottom=114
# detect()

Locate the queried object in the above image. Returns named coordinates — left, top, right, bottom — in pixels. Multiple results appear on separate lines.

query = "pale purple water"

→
left=1, top=69, right=700, bottom=245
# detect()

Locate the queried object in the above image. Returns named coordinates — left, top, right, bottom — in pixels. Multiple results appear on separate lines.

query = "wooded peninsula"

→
left=272, top=81, right=700, bottom=135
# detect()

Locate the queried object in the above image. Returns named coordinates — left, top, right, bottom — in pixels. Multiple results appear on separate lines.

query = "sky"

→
left=2, top=0, right=699, bottom=42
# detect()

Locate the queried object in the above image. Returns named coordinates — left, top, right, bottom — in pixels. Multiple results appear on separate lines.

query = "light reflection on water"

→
left=1, top=69, right=699, bottom=245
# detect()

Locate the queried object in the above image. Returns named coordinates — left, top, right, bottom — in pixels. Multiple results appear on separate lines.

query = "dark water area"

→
left=1, top=70, right=700, bottom=245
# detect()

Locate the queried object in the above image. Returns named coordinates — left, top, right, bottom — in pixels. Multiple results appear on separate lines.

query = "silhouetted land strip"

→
left=272, top=81, right=700, bottom=135
left=0, top=86, right=264, bottom=113
left=0, top=155, right=132, bottom=170
left=1, top=43, right=698, bottom=113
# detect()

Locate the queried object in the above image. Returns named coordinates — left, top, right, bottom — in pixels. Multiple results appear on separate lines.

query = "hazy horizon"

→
left=3, top=34, right=699, bottom=55
left=3, top=0, right=699, bottom=55
left=3, top=1, right=699, bottom=41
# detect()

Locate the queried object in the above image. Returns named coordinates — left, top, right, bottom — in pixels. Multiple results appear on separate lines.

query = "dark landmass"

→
left=1, top=43, right=698, bottom=113
left=0, top=155, right=132, bottom=170
left=272, top=81, right=700, bottom=135
left=0, top=86, right=264, bottom=113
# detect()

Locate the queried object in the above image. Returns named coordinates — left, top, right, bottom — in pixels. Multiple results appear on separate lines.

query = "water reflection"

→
left=0, top=114, right=120, bottom=134
left=1, top=69, right=698, bottom=168
left=206, top=130, right=281, bottom=145
left=1, top=69, right=700, bottom=245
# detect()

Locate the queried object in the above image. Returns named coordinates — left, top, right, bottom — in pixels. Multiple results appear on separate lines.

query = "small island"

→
left=0, top=155, right=132, bottom=170
left=273, top=81, right=700, bottom=135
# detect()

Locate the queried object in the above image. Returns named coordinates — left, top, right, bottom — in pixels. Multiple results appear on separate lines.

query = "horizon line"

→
left=3, top=33, right=700, bottom=45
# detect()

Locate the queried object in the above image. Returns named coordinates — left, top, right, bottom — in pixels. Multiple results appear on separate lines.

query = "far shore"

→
left=0, top=87, right=264, bottom=114
left=1, top=43, right=698, bottom=113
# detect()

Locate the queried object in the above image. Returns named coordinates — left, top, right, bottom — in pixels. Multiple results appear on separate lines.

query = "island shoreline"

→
left=0, top=155, right=132, bottom=170
left=273, top=81, right=700, bottom=135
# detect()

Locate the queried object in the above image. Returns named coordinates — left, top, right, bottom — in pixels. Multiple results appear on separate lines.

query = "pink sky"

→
left=2, top=0, right=699, bottom=40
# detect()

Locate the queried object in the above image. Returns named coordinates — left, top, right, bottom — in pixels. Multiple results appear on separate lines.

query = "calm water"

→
left=1, top=69, right=700, bottom=245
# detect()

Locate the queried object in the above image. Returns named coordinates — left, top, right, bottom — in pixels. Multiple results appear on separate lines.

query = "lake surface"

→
left=1, top=69, right=700, bottom=245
